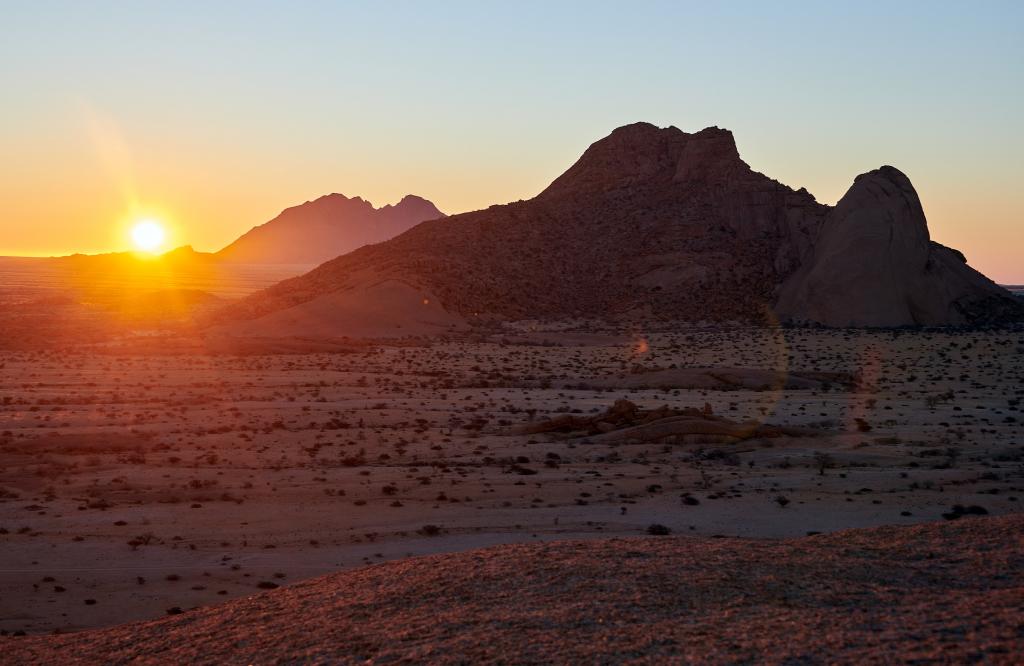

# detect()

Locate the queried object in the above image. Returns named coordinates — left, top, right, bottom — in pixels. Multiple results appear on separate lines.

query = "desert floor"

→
left=1, top=323, right=1022, bottom=634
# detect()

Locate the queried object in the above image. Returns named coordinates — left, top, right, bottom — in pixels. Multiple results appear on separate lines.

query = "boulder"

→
left=776, top=166, right=1020, bottom=326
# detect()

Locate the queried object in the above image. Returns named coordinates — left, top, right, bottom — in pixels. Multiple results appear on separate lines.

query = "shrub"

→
left=417, top=524, right=443, bottom=536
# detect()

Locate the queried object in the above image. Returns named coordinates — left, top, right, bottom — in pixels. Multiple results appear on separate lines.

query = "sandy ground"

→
left=4, top=515, right=1022, bottom=664
left=1, top=323, right=1022, bottom=637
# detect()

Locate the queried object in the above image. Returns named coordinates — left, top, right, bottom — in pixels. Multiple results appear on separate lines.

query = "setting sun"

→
left=131, top=219, right=166, bottom=253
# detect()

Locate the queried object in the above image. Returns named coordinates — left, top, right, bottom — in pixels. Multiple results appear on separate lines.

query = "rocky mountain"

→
left=215, top=193, right=445, bottom=265
left=210, top=123, right=1021, bottom=335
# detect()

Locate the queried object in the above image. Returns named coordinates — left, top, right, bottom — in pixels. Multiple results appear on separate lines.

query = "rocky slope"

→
left=211, top=123, right=1020, bottom=332
left=6, top=515, right=1021, bottom=664
left=216, top=193, right=444, bottom=265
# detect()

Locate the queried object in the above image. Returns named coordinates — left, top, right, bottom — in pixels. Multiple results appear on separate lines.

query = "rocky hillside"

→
left=6, top=516, right=1021, bottom=663
left=211, top=123, right=1021, bottom=330
left=216, top=193, right=444, bottom=265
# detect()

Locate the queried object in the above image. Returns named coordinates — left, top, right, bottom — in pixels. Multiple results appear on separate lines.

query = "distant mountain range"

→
left=211, top=122, right=1022, bottom=335
left=215, top=193, right=444, bottom=264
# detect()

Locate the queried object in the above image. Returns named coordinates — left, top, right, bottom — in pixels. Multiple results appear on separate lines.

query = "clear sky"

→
left=2, top=1, right=1022, bottom=281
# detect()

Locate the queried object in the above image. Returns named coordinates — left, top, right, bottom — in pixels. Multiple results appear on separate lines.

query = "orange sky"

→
left=2, top=3, right=1021, bottom=283
left=4, top=105, right=1020, bottom=284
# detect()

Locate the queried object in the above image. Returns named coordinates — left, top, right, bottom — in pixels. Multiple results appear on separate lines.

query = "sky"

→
left=1, top=1, right=1022, bottom=282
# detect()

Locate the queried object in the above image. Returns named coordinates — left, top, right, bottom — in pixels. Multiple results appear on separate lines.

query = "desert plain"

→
left=2, top=307, right=1021, bottom=637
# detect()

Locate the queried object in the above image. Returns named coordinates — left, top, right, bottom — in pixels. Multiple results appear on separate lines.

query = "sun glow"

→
left=131, top=219, right=166, bottom=253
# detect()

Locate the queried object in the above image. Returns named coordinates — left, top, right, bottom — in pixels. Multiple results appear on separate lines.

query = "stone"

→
left=775, top=166, right=1019, bottom=326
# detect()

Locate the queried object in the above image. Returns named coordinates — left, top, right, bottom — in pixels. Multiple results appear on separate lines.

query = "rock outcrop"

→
left=209, top=123, right=1021, bottom=334
left=776, top=166, right=1018, bottom=326
left=216, top=193, right=444, bottom=265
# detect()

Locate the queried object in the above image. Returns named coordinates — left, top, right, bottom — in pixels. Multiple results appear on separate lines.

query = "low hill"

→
left=7, top=515, right=1021, bottom=663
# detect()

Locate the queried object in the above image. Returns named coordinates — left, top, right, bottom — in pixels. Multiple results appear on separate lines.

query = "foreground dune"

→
left=6, top=515, right=1021, bottom=664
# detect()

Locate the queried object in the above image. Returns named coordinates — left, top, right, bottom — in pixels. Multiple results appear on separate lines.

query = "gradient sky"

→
left=2, top=1, right=1022, bottom=281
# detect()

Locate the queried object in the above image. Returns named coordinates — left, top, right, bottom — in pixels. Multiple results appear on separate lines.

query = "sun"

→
left=131, top=219, right=166, bottom=253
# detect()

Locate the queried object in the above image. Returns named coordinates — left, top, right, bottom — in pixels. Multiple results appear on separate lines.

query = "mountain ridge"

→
left=215, top=192, right=445, bottom=265
left=209, top=122, right=1022, bottom=333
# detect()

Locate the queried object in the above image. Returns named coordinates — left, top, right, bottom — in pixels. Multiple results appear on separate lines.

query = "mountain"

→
left=215, top=193, right=444, bottom=265
left=209, top=123, right=1021, bottom=335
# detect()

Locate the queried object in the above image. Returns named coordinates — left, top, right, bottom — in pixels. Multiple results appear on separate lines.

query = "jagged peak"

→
left=308, top=192, right=360, bottom=204
left=395, top=194, right=431, bottom=206
left=297, top=193, right=443, bottom=216
left=281, top=194, right=373, bottom=217
left=540, top=122, right=745, bottom=198
left=387, top=194, right=440, bottom=211
left=603, top=121, right=680, bottom=141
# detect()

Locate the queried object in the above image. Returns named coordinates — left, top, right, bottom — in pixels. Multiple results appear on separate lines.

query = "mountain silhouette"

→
left=216, top=193, right=444, bottom=265
left=210, top=122, right=1021, bottom=335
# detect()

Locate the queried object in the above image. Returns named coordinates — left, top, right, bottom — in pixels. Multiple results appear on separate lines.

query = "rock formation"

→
left=775, top=166, right=1017, bottom=326
left=216, top=193, right=444, bottom=265
left=210, top=123, right=1021, bottom=334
